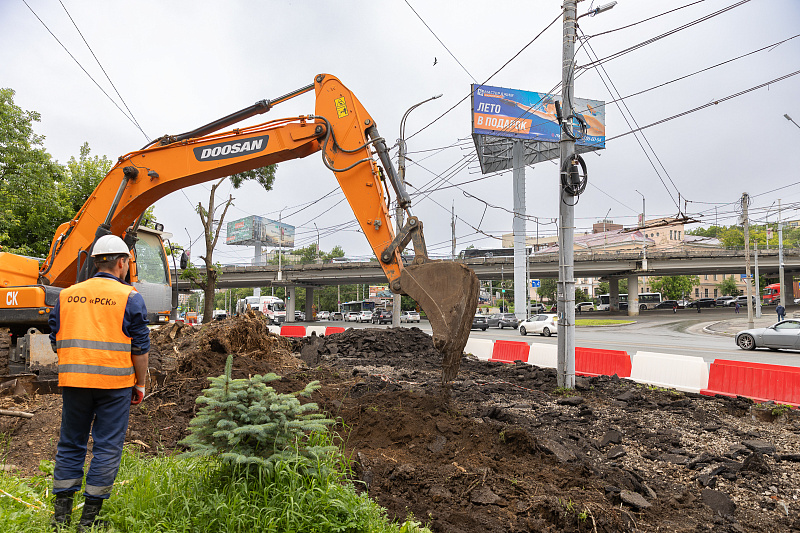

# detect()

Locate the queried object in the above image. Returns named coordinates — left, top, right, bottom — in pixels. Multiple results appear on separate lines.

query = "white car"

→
left=317, top=311, right=330, bottom=320
left=575, top=302, right=594, bottom=312
left=400, top=311, right=421, bottom=323
left=345, top=312, right=360, bottom=322
left=356, top=311, right=373, bottom=323
left=519, top=314, right=558, bottom=337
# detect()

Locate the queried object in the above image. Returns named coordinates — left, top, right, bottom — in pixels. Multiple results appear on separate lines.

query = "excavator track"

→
left=0, top=327, right=11, bottom=377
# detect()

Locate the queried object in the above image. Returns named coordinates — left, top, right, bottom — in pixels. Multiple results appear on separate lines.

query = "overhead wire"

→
left=577, top=0, right=755, bottom=71
left=56, top=0, right=149, bottom=141
left=407, top=9, right=563, bottom=141
left=402, top=0, right=477, bottom=82
left=20, top=0, right=150, bottom=140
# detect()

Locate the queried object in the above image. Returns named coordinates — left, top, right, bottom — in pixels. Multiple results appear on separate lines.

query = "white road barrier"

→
left=306, top=326, right=327, bottom=337
left=630, top=351, right=710, bottom=394
left=528, top=343, right=558, bottom=369
left=464, top=338, right=494, bottom=361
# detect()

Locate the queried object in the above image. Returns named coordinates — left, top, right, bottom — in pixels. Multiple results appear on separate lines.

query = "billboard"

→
left=226, top=215, right=295, bottom=248
left=369, top=285, right=392, bottom=298
left=471, top=84, right=605, bottom=148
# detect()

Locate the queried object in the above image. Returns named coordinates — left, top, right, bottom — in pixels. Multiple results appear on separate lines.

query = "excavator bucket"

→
left=399, top=262, right=480, bottom=384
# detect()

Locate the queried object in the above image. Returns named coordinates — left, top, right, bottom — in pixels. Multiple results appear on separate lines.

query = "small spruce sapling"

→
left=180, top=354, right=335, bottom=472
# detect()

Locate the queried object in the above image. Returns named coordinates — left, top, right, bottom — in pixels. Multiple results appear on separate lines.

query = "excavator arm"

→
left=19, top=74, right=478, bottom=382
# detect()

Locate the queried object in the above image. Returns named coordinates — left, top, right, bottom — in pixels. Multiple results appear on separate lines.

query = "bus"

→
left=340, top=300, right=377, bottom=314
left=598, top=292, right=662, bottom=311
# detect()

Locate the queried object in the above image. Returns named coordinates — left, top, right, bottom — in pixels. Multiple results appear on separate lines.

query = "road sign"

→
left=531, top=279, right=541, bottom=288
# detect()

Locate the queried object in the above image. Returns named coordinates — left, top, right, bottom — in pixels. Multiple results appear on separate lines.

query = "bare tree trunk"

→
left=197, top=178, right=233, bottom=324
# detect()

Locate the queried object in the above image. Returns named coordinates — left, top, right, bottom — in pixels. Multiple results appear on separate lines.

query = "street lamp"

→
left=391, top=93, right=443, bottom=327
left=579, top=1, right=617, bottom=18
left=277, top=206, right=286, bottom=281
left=785, top=114, right=800, bottom=130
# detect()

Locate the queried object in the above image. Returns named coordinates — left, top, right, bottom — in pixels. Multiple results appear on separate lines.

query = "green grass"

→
left=0, top=443, right=430, bottom=533
left=575, top=319, right=635, bottom=326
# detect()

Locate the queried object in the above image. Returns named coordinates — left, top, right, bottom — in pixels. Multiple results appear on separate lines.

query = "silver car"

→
left=735, top=319, right=800, bottom=351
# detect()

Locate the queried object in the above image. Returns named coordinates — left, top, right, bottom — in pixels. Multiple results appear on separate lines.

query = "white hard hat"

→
left=91, top=235, right=131, bottom=259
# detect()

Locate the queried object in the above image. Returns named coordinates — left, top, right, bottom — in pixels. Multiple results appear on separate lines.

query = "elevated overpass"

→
left=174, top=247, right=800, bottom=290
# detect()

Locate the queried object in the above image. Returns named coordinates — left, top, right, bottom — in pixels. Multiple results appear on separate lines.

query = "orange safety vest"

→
left=56, top=277, right=136, bottom=389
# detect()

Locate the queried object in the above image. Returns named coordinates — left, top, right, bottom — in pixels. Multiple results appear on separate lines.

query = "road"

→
left=316, top=308, right=800, bottom=368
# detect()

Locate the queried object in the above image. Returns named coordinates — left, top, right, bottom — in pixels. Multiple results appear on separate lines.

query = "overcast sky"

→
left=2, top=0, right=799, bottom=265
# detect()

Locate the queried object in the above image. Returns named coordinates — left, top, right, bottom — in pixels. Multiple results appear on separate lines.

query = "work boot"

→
left=77, top=497, right=108, bottom=531
left=51, top=492, right=74, bottom=530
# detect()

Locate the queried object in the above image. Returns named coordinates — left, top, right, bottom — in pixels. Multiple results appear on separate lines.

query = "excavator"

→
left=0, top=74, right=479, bottom=386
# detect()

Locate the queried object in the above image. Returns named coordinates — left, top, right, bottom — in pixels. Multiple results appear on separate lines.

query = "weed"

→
left=554, top=387, right=576, bottom=397
left=771, top=404, right=792, bottom=417
left=578, top=510, right=588, bottom=521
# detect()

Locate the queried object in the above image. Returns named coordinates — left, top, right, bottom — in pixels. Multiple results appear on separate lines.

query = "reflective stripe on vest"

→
left=56, top=277, right=136, bottom=389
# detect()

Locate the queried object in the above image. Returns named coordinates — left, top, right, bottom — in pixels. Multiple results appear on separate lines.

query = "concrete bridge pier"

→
left=627, top=274, right=640, bottom=317
left=610, top=278, right=620, bottom=311
left=305, top=287, right=314, bottom=320
left=286, top=285, right=296, bottom=322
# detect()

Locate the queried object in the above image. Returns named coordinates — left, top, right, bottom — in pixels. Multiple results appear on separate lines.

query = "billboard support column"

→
left=287, top=286, right=296, bottom=323
left=557, top=0, right=577, bottom=389
left=512, top=139, right=527, bottom=322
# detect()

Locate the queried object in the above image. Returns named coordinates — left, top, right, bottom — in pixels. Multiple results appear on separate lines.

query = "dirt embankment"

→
left=2, top=314, right=799, bottom=532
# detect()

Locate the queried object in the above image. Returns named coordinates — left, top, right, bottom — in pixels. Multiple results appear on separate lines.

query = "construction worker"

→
left=48, top=235, right=150, bottom=531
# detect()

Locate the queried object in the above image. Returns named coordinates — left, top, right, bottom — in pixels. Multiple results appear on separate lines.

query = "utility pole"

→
left=779, top=198, right=786, bottom=307
left=636, top=189, right=647, bottom=270
left=754, top=243, right=761, bottom=318
left=451, top=201, right=456, bottom=260
left=743, top=193, right=754, bottom=329
left=557, top=0, right=578, bottom=389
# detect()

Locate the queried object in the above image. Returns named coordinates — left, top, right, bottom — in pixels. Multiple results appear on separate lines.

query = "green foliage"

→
left=60, top=142, right=111, bottom=213
left=648, top=275, right=700, bottom=300
left=180, top=355, right=335, bottom=472
left=717, top=275, right=740, bottom=296
left=575, top=287, right=591, bottom=303
left=538, top=278, right=557, bottom=302
left=0, top=88, right=68, bottom=256
left=0, top=448, right=432, bottom=533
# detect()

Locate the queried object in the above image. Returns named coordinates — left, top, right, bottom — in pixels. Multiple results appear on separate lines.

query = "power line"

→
left=596, top=33, right=800, bottom=110
left=603, top=69, right=800, bottom=145
left=21, top=0, right=149, bottom=140
left=584, top=0, right=709, bottom=38
left=57, top=0, right=149, bottom=141
left=402, top=0, right=476, bottom=82
left=579, top=30, right=683, bottom=210
left=407, top=10, right=563, bottom=141
left=577, top=0, right=754, bottom=71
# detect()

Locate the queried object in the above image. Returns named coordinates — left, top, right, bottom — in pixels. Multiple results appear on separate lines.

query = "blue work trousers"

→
left=53, top=386, right=132, bottom=499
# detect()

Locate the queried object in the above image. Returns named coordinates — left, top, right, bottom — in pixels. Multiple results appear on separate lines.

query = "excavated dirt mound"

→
left=2, top=320, right=800, bottom=532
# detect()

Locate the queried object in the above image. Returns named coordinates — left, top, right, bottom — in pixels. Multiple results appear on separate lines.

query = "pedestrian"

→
left=776, top=303, right=786, bottom=321
left=673, top=302, right=677, bottom=314
left=734, top=301, right=740, bottom=314
left=49, top=235, right=150, bottom=531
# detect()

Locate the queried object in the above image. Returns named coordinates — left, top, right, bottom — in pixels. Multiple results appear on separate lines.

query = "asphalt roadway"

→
left=321, top=306, right=800, bottom=368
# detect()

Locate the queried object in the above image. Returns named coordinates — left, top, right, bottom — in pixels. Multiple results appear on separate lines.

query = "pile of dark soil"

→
left=2, top=320, right=799, bottom=532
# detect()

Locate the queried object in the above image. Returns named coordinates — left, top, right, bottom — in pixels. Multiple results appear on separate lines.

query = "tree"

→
left=0, top=88, right=68, bottom=256
left=183, top=166, right=277, bottom=323
left=575, top=288, right=591, bottom=303
left=60, top=142, right=111, bottom=213
left=649, top=275, right=700, bottom=300
left=538, top=278, right=557, bottom=302
left=717, top=275, right=739, bottom=296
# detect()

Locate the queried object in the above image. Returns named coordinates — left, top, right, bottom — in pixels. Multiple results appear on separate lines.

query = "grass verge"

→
left=575, top=319, right=635, bottom=326
left=0, top=443, right=430, bottom=533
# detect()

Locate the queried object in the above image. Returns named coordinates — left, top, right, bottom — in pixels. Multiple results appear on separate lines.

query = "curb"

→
left=701, top=321, right=736, bottom=338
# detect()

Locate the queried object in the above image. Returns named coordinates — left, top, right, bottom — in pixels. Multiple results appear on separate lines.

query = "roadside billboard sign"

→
left=471, top=83, right=605, bottom=173
left=226, top=215, right=295, bottom=248
left=471, top=83, right=605, bottom=146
